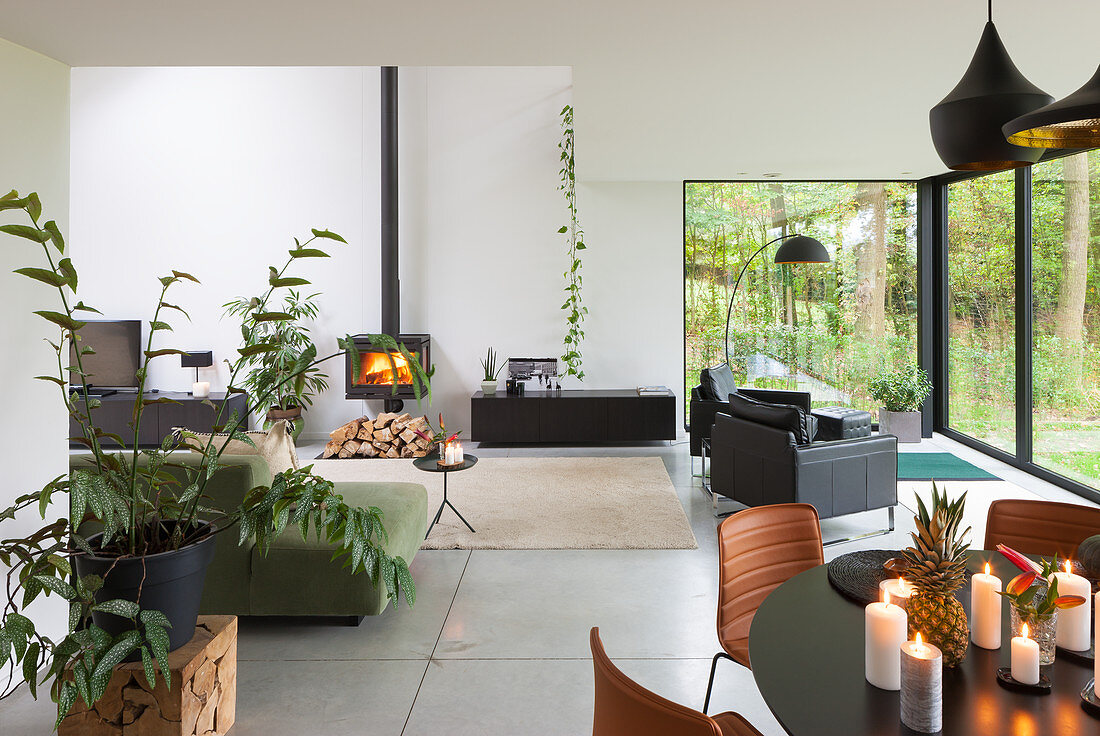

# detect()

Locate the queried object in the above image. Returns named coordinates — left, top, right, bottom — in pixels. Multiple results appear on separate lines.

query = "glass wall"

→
left=684, top=181, right=917, bottom=419
left=1031, top=152, right=1100, bottom=489
left=945, top=172, right=1016, bottom=453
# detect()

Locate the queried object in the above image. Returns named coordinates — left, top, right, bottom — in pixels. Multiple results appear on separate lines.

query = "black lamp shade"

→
left=1003, top=64, right=1100, bottom=149
left=773, top=235, right=830, bottom=264
left=181, top=351, right=213, bottom=368
left=930, top=22, right=1053, bottom=171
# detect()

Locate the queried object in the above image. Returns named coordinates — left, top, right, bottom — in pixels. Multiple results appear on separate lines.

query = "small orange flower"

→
left=1053, top=595, right=1087, bottom=610
left=1006, top=571, right=1038, bottom=596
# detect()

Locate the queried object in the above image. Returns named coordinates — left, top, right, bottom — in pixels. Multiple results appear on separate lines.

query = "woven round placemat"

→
left=826, top=550, right=906, bottom=605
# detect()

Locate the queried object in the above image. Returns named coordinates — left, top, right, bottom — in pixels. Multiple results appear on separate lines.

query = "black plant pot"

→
left=73, top=523, right=217, bottom=654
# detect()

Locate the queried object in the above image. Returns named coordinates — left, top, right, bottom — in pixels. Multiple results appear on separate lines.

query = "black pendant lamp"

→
left=930, top=3, right=1052, bottom=171
left=1003, top=65, right=1100, bottom=149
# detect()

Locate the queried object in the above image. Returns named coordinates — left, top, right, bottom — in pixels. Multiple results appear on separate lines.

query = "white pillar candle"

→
left=192, top=381, right=210, bottom=398
left=970, top=562, right=1002, bottom=650
left=1052, top=561, right=1091, bottom=652
left=454, top=441, right=464, bottom=464
left=1095, top=590, right=1099, bottom=687
left=865, top=591, right=908, bottom=690
left=444, top=443, right=454, bottom=465
left=1011, top=622, right=1040, bottom=685
left=878, top=577, right=913, bottom=608
left=900, top=634, right=942, bottom=733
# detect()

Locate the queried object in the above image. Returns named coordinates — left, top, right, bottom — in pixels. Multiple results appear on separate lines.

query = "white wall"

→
left=0, top=38, right=70, bottom=639
left=70, top=67, right=377, bottom=437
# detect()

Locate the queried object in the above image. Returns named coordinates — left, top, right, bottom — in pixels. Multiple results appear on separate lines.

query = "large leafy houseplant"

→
left=0, top=190, right=419, bottom=728
left=557, top=104, right=587, bottom=381
left=869, top=363, right=933, bottom=413
left=223, top=288, right=329, bottom=441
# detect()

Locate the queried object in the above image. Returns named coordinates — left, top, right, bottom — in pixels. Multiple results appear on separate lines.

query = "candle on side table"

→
left=192, top=381, right=210, bottom=398
left=971, top=562, right=1002, bottom=650
left=1011, top=622, right=1040, bottom=685
left=900, top=633, right=942, bottom=733
left=1053, top=560, right=1091, bottom=652
left=865, top=590, right=907, bottom=690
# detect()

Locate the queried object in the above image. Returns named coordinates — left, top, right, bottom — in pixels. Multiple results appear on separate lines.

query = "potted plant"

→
left=480, top=347, right=504, bottom=395
left=996, top=545, right=1086, bottom=664
left=869, top=362, right=932, bottom=443
left=223, top=289, right=328, bottom=442
left=0, top=191, right=419, bottom=728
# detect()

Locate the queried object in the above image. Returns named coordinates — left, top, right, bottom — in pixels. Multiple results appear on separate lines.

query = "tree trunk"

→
left=1055, top=152, right=1089, bottom=345
left=855, top=182, right=888, bottom=339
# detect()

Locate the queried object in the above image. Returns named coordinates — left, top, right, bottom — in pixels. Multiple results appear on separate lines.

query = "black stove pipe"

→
left=381, top=66, right=399, bottom=338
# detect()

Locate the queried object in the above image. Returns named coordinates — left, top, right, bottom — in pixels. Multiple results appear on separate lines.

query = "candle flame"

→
left=899, top=577, right=907, bottom=594
left=1065, top=559, right=1072, bottom=574
left=915, top=632, right=922, bottom=646
left=884, top=590, right=891, bottom=606
left=985, top=561, right=991, bottom=576
left=1021, top=622, right=1030, bottom=639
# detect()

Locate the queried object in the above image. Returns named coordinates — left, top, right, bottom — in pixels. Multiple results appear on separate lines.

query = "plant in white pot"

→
left=869, top=363, right=933, bottom=443
left=480, top=347, right=504, bottom=395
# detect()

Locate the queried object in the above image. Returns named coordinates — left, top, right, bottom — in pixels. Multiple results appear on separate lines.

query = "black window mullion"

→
left=931, top=180, right=949, bottom=431
left=1014, top=166, right=1033, bottom=464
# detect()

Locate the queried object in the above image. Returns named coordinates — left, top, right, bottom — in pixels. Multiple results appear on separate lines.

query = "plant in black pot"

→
left=869, top=362, right=932, bottom=443
left=0, top=190, right=419, bottom=728
left=224, top=288, right=329, bottom=443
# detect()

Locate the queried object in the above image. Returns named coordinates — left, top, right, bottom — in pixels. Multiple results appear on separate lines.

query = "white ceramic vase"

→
left=481, top=379, right=498, bottom=396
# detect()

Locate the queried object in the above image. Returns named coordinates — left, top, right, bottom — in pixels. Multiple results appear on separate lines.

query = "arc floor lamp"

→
left=723, top=233, right=831, bottom=366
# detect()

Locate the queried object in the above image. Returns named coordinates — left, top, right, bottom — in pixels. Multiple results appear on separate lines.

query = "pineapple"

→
left=902, top=484, right=972, bottom=667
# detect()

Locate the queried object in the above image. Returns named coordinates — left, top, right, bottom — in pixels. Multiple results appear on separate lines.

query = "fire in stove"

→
left=356, top=351, right=414, bottom=386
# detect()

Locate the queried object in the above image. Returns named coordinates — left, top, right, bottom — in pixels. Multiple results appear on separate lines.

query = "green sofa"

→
left=71, top=453, right=428, bottom=620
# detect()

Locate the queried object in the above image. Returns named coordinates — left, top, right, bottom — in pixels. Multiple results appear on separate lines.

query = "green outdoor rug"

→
left=897, top=452, right=999, bottom=481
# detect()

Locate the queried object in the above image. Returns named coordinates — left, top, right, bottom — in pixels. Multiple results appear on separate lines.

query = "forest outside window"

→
left=684, top=181, right=918, bottom=420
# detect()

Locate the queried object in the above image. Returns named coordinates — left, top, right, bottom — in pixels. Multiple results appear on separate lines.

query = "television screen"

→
left=69, top=320, right=142, bottom=388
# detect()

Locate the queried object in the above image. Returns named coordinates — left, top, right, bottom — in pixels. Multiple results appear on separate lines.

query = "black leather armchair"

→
left=689, top=363, right=811, bottom=457
left=709, top=410, right=897, bottom=522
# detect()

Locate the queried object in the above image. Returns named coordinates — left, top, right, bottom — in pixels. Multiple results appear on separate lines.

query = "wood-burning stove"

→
left=344, top=333, right=430, bottom=405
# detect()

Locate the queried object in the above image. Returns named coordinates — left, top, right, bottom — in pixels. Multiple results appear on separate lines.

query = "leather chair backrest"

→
left=984, top=499, right=1100, bottom=558
left=717, top=504, right=824, bottom=666
left=727, top=392, right=814, bottom=445
left=590, top=627, right=722, bottom=736
left=699, top=363, right=738, bottom=402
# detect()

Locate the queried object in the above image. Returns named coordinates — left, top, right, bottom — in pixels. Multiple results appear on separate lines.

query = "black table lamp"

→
left=723, top=234, right=830, bottom=366
left=181, top=351, right=213, bottom=382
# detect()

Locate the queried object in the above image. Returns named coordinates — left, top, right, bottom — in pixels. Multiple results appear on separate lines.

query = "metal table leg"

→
left=425, top=470, right=477, bottom=538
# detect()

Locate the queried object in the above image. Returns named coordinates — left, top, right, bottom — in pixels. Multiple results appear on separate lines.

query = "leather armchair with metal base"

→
left=709, top=409, right=897, bottom=523
left=689, top=363, right=813, bottom=457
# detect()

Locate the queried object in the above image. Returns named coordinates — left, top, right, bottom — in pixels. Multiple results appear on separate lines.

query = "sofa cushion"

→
left=699, top=363, right=739, bottom=402
left=727, top=391, right=815, bottom=444
left=180, top=419, right=299, bottom=476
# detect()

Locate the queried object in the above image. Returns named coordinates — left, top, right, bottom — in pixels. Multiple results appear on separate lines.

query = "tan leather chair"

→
left=704, top=503, right=824, bottom=714
left=590, top=627, right=762, bottom=736
left=984, top=498, right=1100, bottom=558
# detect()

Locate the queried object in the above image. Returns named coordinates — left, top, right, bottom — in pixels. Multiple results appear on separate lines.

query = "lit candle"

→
left=900, top=633, right=942, bottom=733
left=1095, top=590, right=1099, bottom=687
left=1011, top=622, right=1040, bottom=685
left=865, top=590, right=908, bottom=690
left=1052, top=560, right=1091, bottom=652
left=970, top=561, right=1002, bottom=650
left=878, top=577, right=913, bottom=608
left=444, top=442, right=455, bottom=465
left=192, top=380, right=210, bottom=398
left=454, top=441, right=464, bottom=464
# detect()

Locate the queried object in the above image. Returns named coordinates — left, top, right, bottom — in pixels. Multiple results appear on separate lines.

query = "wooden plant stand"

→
left=60, top=615, right=237, bottom=736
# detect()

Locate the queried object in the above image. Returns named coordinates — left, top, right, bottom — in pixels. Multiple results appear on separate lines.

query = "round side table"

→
left=413, top=453, right=478, bottom=538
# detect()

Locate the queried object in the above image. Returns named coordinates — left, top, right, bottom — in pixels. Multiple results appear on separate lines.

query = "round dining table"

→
left=749, top=551, right=1097, bottom=736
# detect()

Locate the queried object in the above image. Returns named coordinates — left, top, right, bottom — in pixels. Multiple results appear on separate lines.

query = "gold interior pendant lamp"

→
left=1003, top=64, right=1100, bottom=149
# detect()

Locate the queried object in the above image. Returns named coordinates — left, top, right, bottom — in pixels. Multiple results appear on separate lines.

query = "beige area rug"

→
left=898, top=480, right=1042, bottom=548
left=309, top=456, right=698, bottom=551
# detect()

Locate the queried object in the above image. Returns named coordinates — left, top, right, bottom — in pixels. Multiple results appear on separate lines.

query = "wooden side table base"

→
left=60, top=615, right=237, bottom=736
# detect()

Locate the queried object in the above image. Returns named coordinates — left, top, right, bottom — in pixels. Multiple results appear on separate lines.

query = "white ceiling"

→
left=2, top=0, right=1099, bottom=181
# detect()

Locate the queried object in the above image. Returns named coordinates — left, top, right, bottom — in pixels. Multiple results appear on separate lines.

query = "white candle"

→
left=1095, top=590, right=1099, bottom=687
left=900, top=633, right=942, bottom=733
left=865, top=591, right=908, bottom=690
left=444, top=443, right=454, bottom=465
left=192, top=380, right=210, bottom=398
left=879, top=577, right=913, bottom=608
left=970, top=562, right=1002, bottom=650
left=1053, top=560, right=1091, bottom=652
left=454, top=441, right=464, bottom=464
left=1011, top=622, right=1040, bottom=685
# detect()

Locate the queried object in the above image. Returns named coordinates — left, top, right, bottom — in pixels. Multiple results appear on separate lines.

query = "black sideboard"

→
left=69, top=391, right=248, bottom=447
left=471, top=389, right=676, bottom=443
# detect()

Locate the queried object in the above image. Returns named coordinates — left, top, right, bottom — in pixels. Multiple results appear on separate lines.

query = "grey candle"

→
left=900, top=634, right=942, bottom=733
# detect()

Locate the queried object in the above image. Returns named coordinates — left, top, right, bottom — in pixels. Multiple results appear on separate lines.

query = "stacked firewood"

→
left=322, top=413, right=433, bottom=459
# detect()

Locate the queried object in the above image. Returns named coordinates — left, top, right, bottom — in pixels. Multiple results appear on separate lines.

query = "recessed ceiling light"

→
left=736, top=171, right=749, bottom=176
left=763, top=172, right=781, bottom=178
left=900, top=171, right=913, bottom=176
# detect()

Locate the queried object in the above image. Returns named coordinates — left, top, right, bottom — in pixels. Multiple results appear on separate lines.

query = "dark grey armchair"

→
left=709, top=392, right=897, bottom=529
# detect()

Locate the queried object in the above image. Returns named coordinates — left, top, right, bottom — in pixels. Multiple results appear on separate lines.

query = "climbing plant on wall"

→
left=558, top=104, right=587, bottom=381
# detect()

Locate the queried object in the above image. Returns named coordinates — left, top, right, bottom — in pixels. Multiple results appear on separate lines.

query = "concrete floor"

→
left=3, top=433, right=1096, bottom=735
